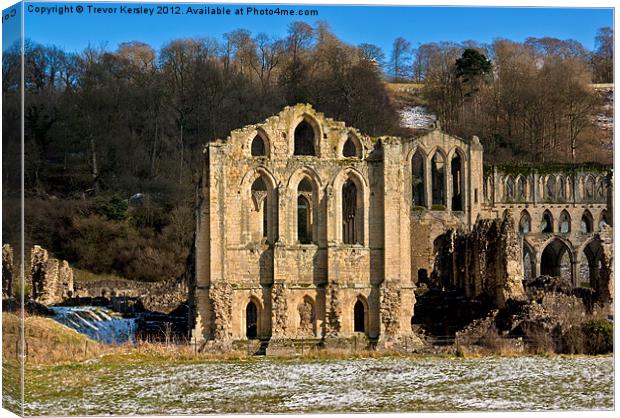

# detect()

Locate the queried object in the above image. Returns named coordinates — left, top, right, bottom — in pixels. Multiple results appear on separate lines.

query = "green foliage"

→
left=455, top=48, right=492, bottom=81
left=431, top=204, right=446, bottom=211
left=94, top=194, right=128, bottom=221
left=581, top=319, right=613, bottom=355
left=489, top=161, right=611, bottom=177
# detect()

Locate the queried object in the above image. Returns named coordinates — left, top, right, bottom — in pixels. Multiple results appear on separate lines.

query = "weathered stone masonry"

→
left=192, top=104, right=486, bottom=344
left=192, top=104, right=613, bottom=345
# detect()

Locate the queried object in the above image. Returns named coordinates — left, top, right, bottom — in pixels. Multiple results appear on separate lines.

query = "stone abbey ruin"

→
left=2, top=103, right=613, bottom=352
left=191, top=104, right=614, bottom=351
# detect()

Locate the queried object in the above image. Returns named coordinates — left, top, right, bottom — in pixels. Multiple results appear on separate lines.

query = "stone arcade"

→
left=191, top=104, right=613, bottom=348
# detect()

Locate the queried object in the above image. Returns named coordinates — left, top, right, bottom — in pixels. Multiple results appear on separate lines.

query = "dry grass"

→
left=386, top=82, right=424, bottom=91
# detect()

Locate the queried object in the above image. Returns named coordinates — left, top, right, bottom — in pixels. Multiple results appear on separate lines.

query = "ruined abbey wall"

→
left=193, top=104, right=487, bottom=345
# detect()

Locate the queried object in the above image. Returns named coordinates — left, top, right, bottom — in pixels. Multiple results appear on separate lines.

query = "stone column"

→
left=571, top=261, right=579, bottom=287
left=270, top=282, right=289, bottom=338
left=425, top=156, right=432, bottom=209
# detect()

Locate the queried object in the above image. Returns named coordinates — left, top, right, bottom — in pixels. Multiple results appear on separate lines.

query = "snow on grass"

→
left=24, top=356, right=613, bottom=415
left=400, top=106, right=437, bottom=129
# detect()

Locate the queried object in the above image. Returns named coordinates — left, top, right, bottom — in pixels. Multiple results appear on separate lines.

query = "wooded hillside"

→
left=2, top=22, right=613, bottom=282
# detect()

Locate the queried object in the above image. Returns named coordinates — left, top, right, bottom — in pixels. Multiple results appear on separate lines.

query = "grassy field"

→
left=19, top=354, right=613, bottom=415
left=3, top=313, right=614, bottom=415
left=72, top=268, right=128, bottom=283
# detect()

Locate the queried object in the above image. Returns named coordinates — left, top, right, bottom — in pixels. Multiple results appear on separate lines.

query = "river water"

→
left=49, top=306, right=138, bottom=344
left=24, top=356, right=613, bottom=415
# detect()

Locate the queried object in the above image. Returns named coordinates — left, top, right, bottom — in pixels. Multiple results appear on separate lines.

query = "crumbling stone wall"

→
left=30, top=245, right=74, bottom=305
left=434, top=213, right=525, bottom=307
left=3, top=244, right=14, bottom=298
left=596, top=224, right=614, bottom=312
left=325, top=280, right=342, bottom=337
left=380, top=280, right=402, bottom=337
left=210, top=282, right=233, bottom=341
left=74, top=277, right=189, bottom=313
left=271, top=282, right=288, bottom=336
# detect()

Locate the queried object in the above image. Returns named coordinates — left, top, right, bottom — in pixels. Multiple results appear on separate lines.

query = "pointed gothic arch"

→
left=539, top=237, right=574, bottom=283
left=353, top=295, right=369, bottom=334
left=342, top=132, right=363, bottom=158
left=430, top=150, right=446, bottom=207
left=519, top=210, right=532, bottom=234
left=581, top=210, right=594, bottom=234
left=450, top=150, right=464, bottom=211
left=559, top=210, right=571, bottom=234
left=541, top=210, right=554, bottom=233
left=411, top=148, right=426, bottom=207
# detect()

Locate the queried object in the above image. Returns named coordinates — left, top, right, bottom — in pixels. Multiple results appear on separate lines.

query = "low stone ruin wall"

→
left=30, top=245, right=75, bottom=305
left=2, top=244, right=189, bottom=314
left=2, top=244, right=14, bottom=298
left=74, top=277, right=188, bottom=314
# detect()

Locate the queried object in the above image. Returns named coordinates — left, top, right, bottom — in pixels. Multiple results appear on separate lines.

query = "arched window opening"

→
left=559, top=210, right=571, bottom=234
left=541, top=210, right=554, bottom=233
left=581, top=211, right=593, bottom=234
left=585, top=176, right=595, bottom=199
left=523, top=244, right=536, bottom=281
left=596, top=177, right=606, bottom=199
left=246, top=300, right=258, bottom=339
left=343, top=134, right=361, bottom=158
left=297, top=196, right=311, bottom=244
left=599, top=210, right=608, bottom=229
left=251, top=177, right=269, bottom=239
left=540, top=239, right=573, bottom=283
left=505, top=176, right=515, bottom=201
left=431, top=152, right=445, bottom=207
left=546, top=176, right=556, bottom=200
left=342, top=179, right=360, bottom=244
left=558, top=177, right=566, bottom=200
left=412, top=151, right=425, bottom=207
left=417, top=269, right=428, bottom=285
left=297, top=178, right=313, bottom=244
left=519, top=211, right=531, bottom=234
left=251, top=135, right=266, bottom=156
left=517, top=176, right=527, bottom=200
left=581, top=239, right=603, bottom=290
left=294, top=120, right=316, bottom=156
left=451, top=153, right=463, bottom=211
left=353, top=299, right=366, bottom=333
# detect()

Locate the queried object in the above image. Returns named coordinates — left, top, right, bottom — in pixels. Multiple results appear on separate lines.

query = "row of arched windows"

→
left=249, top=171, right=364, bottom=245
left=249, top=118, right=363, bottom=159
left=518, top=209, right=608, bottom=235
left=244, top=294, right=369, bottom=339
left=491, top=173, right=608, bottom=203
left=411, top=147, right=465, bottom=211
left=522, top=236, right=605, bottom=290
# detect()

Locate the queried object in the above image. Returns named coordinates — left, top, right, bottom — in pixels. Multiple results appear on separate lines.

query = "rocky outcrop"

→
left=30, top=245, right=74, bottom=305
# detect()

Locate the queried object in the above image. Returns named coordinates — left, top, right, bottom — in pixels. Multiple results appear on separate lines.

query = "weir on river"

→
left=49, top=306, right=138, bottom=344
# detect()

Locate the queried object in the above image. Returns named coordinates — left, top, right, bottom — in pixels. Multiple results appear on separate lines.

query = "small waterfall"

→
left=49, top=306, right=138, bottom=344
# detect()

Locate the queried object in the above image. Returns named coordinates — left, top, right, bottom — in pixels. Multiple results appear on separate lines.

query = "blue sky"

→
left=3, top=2, right=614, bottom=54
